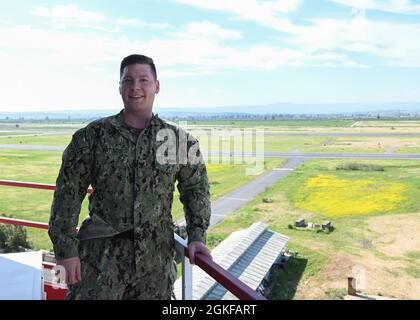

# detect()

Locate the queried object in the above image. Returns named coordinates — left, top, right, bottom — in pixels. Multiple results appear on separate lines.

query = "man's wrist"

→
left=187, top=227, right=206, bottom=244
left=54, top=246, right=79, bottom=261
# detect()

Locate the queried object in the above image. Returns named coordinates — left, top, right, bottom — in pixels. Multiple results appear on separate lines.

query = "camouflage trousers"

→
left=66, top=232, right=177, bottom=300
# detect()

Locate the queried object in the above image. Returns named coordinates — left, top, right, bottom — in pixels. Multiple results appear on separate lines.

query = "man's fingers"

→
left=76, top=261, right=82, bottom=282
left=58, top=257, right=81, bottom=285
left=188, top=242, right=214, bottom=265
left=69, top=267, right=77, bottom=284
left=189, top=246, right=196, bottom=265
left=199, top=248, right=212, bottom=261
left=203, top=247, right=213, bottom=260
left=65, top=268, right=71, bottom=284
left=66, top=268, right=73, bottom=284
left=67, top=264, right=80, bottom=285
left=196, top=245, right=212, bottom=259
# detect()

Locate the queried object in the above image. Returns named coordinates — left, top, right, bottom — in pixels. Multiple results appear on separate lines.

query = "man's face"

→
left=119, top=63, right=160, bottom=114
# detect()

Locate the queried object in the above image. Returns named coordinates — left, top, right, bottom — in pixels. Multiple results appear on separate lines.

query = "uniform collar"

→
left=110, top=109, right=161, bottom=143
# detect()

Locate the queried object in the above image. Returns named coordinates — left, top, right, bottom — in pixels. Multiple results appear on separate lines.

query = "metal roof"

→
left=173, top=221, right=289, bottom=300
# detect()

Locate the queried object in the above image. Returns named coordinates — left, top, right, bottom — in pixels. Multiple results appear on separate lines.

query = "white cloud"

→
left=1, top=15, right=417, bottom=89
left=27, top=2, right=403, bottom=70
left=159, top=70, right=199, bottom=78
left=1, top=2, right=419, bottom=109
left=2, top=2, right=420, bottom=110
left=329, top=0, right=420, bottom=14
left=31, top=4, right=112, bottom=31
left=172, top=0, right=300, bottom=36
left=289, top=14, right=420, bottom=67
left=175, top=0, right=302, bottom=15
left=174, top=0, right=420, bottom=67
left=170, top=21, right=242, bottom=40
left=31, top=4, right=106, bottom=23
left=0, top=29, right=368, bottom=116
left=116, top=18, right=171, bottom=29
left=31, top=4, right=171, bottom=31
left=174, top=0, right=301, bottom=32
left=0, top=25, right=119, bottom=63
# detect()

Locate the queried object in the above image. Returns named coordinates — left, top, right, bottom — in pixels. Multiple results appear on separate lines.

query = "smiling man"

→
left=48, top=54, right=212, bottom=300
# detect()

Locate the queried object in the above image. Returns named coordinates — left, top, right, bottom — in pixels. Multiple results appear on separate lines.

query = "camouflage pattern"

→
left=48, top=110, right=210, bottom=299
left=66, top=233, right=177, bottom=300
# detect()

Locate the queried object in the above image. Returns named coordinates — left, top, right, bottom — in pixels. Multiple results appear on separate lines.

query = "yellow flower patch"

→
left=206, top=163, right=236, bottom=173
left=295, top=174, right=406, bottom=217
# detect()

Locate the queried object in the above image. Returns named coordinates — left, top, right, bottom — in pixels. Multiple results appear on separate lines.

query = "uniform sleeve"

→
left=48, top=128, right=93, bottom=260
left=176, top=137, right=211, bottom=245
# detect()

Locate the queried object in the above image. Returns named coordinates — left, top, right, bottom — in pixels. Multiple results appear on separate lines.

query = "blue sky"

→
left=1, top=0, right=420, bottom=112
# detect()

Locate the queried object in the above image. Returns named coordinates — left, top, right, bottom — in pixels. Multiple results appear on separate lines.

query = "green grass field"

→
left=2, top=130, right=420, bottom=154
left=306, top=136, right=420, bottom=154
left=0, top=134, right=72, bottom=146
left=397, top=147, right=420, bottom=153
left=207, top=159, right=420, bottom=299
left=0, top=133, right=333, bottom=153
left=1, top=119, right=420, bottom=299
left=353, top=121, right=420, bottom=128
left=0, top=148, right=285, bottom=250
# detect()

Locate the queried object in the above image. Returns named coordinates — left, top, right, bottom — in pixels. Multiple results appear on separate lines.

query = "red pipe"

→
left=183, top=248, right=266, bottom=300
left=0, top=179, right=93, bottom=193
left=0, top=216, right=49, bottom=230
left=0, top=217, right=266, bottom=300
left=0, top=179, right=265, bottom=300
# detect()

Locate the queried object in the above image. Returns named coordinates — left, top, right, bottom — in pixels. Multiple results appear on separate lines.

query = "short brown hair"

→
left=120, top=54, right=157, bottom=80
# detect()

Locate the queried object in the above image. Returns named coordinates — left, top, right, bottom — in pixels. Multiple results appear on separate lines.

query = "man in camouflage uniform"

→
left=48, top=54, right=212, bottom=299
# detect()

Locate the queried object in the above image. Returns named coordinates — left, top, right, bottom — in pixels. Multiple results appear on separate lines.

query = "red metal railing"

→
left=0, top=179, right=93, bottom=193
left=0, top=179, right=266, bottom=300
left=188, top=250, right=265, bottom=300
left=0, top=216, right=49, bottom=230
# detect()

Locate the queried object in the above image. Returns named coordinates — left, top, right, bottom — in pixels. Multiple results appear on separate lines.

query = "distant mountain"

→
left=0, top=102, right=419, bottom=120
left=0, top=109, right=121, bottom=120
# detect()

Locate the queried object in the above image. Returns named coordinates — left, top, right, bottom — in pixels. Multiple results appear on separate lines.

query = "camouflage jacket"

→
left=49, top=110, right=211, bottom=263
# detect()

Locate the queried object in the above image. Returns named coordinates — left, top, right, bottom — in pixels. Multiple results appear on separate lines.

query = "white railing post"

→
left=182, top=249, right=193, bottom=300
left=174, top=233, right=193, bottom=300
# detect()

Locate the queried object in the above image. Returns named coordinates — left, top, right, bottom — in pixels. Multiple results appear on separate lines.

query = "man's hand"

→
left=57, top=257, right=82, bottom=285
left=188, top=241, right=213, bottom=265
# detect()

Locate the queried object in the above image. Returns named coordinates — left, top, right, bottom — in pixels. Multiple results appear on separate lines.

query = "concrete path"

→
left=1, top=144, right=420, bottom=161
left=178, top=158, right=306, bottom=227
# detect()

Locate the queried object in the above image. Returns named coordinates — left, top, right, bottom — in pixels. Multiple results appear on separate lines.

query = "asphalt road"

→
left=1, top=144, right=420, bottom=161
left=177, top=158, right=306, bottom=227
